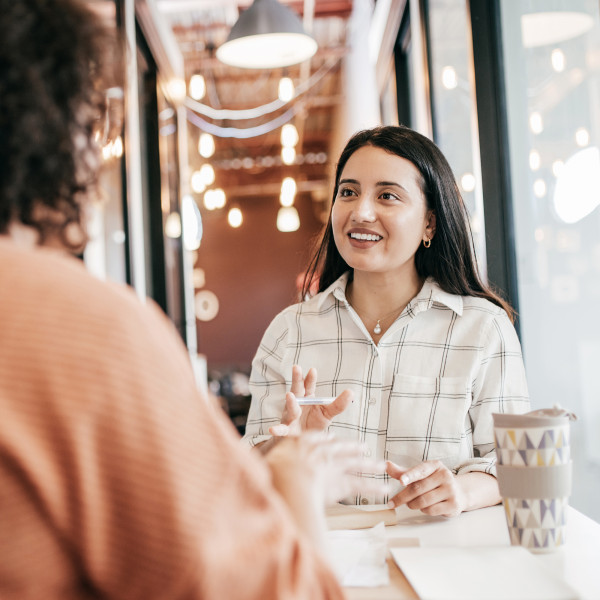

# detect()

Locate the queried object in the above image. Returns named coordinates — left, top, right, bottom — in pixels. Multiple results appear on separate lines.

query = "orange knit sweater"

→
left=0, top=238, right=343, bottom=600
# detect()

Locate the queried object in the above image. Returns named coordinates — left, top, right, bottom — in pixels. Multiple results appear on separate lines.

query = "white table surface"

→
left=344, top=504, right=600, bottom=600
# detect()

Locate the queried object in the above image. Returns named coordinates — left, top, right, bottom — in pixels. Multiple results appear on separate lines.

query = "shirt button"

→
left=369, top=397, right=376, bottom=405
left=361, top=498, right=369, bottom=505
left=364, top=449, right=372, bottom=458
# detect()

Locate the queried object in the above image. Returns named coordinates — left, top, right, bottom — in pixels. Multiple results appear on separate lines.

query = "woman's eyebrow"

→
left=338, top=178, right=410, bottom=193
left=376, top=180, right=409, bottom=191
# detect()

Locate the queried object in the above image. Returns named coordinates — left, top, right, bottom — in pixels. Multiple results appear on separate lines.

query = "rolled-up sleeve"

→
left=457, top=311, right=530, bottom=477
left=243, top=312, right=291, bottom=447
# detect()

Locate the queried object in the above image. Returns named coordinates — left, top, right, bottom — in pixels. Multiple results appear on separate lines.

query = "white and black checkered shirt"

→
left=244, top=273, right=530, bottom=504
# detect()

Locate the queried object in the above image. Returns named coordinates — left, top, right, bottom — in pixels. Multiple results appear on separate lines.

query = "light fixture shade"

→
left=216, top=0, right=317, bottom=69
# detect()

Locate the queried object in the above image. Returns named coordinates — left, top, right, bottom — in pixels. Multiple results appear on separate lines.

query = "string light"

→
left=529, top=150, right=541, bottom=170
left=277, top=207, right=300, bottom=232
left=228, top=207, right=243, bottom=228
left=460, top=173, right=476, bottom=192
left=199, top=163, right=215, bottom=186
left=529, top=112, right=544, bottom=134
left=280, top=177, right=297, bottom=206
left=281, top=123, right=299, bottom=148
left=167, top=78, right=187, bottom=104
left=441, top=66, right=458, bottom=89
left=281, top=146, right=296, bottom=165
left=198, top=132, right=215, bottom=158
left=551, top=49, right=566, bottom=72
left=189, top=74, right=206, bottom=100
left=278, top=77, right=295, bottom=102
left=191, top=170, right=207, bottom=194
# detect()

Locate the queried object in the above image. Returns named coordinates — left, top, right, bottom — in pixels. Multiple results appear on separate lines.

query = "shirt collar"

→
left=410, top=277, right=463, bottom=316
left=316, top=272, right=351, bottom=309
left=315, top=272, right=463, bottom=316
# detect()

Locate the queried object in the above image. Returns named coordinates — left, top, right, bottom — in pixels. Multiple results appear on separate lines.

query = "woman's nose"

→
left=351, top=195, right=376, bottom=222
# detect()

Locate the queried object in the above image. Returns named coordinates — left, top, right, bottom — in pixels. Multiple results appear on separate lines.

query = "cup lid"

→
left=493, top=404, right=577, bottom=428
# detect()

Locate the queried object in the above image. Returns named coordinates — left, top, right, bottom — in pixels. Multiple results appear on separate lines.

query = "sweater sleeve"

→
left=457, top=310, right=530, bottom=476
left=243, top=311, right=292, bottom=448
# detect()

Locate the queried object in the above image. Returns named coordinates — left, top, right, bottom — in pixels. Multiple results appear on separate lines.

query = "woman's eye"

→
left=381, top=192, right=399, bottom=201
left=339, top=188, right=355, bottom=197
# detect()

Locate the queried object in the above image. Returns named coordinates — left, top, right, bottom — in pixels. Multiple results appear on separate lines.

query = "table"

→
left=341, top=504, right=600, bottom=600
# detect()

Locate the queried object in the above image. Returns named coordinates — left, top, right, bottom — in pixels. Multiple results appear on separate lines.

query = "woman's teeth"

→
left=350, top=232, right=382, bottom=241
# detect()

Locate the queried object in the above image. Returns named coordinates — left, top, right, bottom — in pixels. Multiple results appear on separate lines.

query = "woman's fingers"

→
left=280, top=392, right=302, bottom=425
left=322, top=389, right=353, bottom=419
left=269, top=424, right=290, bottom=437
left=290, top=365, right=305, bottom=396
left=303, top=367, right=317, bottom=396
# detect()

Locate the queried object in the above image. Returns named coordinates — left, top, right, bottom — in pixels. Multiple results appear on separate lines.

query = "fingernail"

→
left=400, top=475, right=410, bottom=486
left=387, top=501, right=395, bottom=509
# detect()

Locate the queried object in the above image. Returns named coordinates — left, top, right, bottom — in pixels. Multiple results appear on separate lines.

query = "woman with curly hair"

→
left=244, top=125, right=530, bottom=517
left=0, top=1, right=378, bottom=598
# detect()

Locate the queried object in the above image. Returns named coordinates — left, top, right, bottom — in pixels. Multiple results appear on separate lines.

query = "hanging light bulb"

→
left=280, top=177, right=296, bottom=206
left=212, top=188, right=226, bottom=209
left=203, top=190, right=217, bottom=210
left=277, top=206, right=300, bottom=232
left=164, top=212, right=182, bottom=238
left=198, top=132, right=215, bottom=158
left=278, top=76, right=294, bottom=102
left=228, top=207, right=243, bottom=228
left=441, top=66, right=458, bottom=90
left=281, top=123, right=299, bottom=147
left=189, top=74, right=206, bottom=100
left=167, top=78, right=187, bottom=104
left=199, top=163, right=215, bottom=186
left=191, top=171, right=207, bottom=194
left=281, top=146, right=296, bottom=165
left=529, top=112, right=544, bottom=134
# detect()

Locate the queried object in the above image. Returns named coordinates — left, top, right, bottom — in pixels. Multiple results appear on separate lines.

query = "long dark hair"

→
left=302, top=125, right=514, bottom=321
left=0, top=0, right=114, bottom=250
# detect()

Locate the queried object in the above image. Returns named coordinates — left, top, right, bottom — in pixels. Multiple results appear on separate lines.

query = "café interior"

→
left=86, top=0, right=600, bottom=527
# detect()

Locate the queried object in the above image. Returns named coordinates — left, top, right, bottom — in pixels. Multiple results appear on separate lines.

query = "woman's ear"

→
left=425, top=210, right=437, bottom=239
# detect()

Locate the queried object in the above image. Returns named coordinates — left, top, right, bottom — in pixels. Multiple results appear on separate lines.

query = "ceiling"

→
left=156, top=0, right=355, bottom=216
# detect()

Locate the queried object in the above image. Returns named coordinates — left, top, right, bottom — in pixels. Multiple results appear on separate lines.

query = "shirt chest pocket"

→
left=387, top=374, right=472, bottom=465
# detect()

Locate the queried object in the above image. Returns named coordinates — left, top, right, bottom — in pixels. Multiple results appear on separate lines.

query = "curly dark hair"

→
left=302, top=125, right=515, bottom=322
left=0, top=0, right=113, bottom=249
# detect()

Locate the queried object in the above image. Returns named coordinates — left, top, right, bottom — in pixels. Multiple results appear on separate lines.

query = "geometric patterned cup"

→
left=493, top=408, right=576, bottom=553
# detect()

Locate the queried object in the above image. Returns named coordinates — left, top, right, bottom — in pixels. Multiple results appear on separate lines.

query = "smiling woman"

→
left=243, top=125, right=530, bottom=518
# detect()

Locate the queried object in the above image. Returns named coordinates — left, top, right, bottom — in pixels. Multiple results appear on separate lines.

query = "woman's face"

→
left=331, top=145, right=435, bottom=279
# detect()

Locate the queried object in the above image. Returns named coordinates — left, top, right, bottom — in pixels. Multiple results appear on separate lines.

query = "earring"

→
left=423, top=237, right=431, bottom=248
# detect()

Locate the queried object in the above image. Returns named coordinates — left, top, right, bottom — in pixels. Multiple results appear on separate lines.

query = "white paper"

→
left=390, top=546, right=579, bottom=600
left=326, top=521, right=389, bottom=587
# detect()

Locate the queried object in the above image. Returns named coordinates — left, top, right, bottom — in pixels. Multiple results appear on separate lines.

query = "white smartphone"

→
left=296, top=397, right=336, bottom=406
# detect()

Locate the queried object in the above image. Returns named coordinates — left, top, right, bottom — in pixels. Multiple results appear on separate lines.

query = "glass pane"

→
left=500, top=0, right=600, bottom=522
left=427, top=0, right=487, bottom=275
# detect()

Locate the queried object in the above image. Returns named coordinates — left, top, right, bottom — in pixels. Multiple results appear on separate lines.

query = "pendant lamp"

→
left=216, top=0, right=317, bottom=69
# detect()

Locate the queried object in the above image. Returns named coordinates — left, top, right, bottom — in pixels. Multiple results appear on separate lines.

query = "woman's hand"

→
left=385, top=461, right=501, bottom=517
left=386, top=460, right=467, bottom=517
left=269, top=365, right=352, bottom=436
left=265, top=433, right=387, bottom=548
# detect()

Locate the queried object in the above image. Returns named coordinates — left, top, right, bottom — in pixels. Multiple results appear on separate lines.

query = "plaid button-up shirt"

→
left=244, top=273, right=530, bottom=504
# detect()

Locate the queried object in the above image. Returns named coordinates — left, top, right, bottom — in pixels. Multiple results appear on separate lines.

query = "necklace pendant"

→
left=373, top=320, right=382, bottom=335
